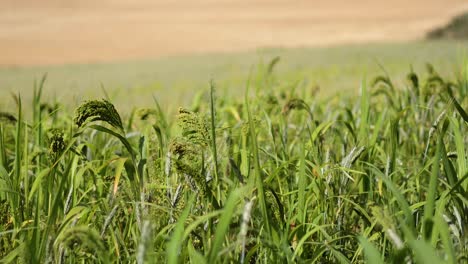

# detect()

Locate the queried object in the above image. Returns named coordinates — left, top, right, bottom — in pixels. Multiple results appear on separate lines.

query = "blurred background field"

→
left=1, top=0, right=466, bottom=65
left=1, top=41, right=467, bottom=114
left=0, top=0, right=467, bottom=113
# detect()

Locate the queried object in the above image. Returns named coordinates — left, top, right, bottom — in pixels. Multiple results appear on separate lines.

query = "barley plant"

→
left=0, top=60, right=467, bottom=263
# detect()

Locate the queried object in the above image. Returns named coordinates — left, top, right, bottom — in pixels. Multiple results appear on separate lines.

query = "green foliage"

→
left=0, top=61, right=467, bottom=263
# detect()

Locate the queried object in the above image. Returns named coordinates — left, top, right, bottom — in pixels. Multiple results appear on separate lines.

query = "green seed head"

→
left=407, top=72, right=419, bottom=89
left=370, top=205, right=395, bottom=231
left=0, top=199, right=11, bottom=227
left=135, top=108, right=157, bottom=120
left=47, top=129, right=66, bottom=160
left=40, top=102, right=59, bottom=114
left=282, top=98, right=307, bottom=115
left=426, top=63, right=436, bottom=75
left=177, top=107, right=210, bottom=146
left=0, top=112, right=17, bottom=123
left=263, top=94, right=279, bottom=113
left=169, top=137, right=206, bottom=195
left=74, top=99, right=123, bottom=130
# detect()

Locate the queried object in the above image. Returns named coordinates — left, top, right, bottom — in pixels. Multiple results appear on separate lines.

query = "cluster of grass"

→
left=0, top=59, right=467, bottom=263
left=427, top=12, right=468, bottom=40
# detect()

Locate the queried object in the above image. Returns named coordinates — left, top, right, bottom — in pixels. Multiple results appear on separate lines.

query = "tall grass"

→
left=0, top=60, right=466, bottom=263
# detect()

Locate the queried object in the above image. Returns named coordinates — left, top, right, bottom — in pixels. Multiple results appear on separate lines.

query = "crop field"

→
left=0, top=49, right=467, bottom=262
left=1, top=1, right=468, bottom=261
left=1, top=0, right=466, bottom=66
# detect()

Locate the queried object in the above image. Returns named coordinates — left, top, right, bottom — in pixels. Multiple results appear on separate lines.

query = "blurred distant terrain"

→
left=1, top=0, right=467, bottom=66
left=0, top=1, right=467, bottom=113
left=427, top=12, right=468, bottom=39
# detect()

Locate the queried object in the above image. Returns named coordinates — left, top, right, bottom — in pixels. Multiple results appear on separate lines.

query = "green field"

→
left=1, top=41, right=466, bottom=114
left=0, top=41, right=467, bottom=262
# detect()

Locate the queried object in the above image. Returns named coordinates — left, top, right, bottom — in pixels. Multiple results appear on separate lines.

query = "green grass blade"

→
left=244, top=73, right=272, bottom=238
left=375, top=168, right=415, bottom=232
left=189, top=242, right=207, bottom=264
left=209, top=80, right=220, bottom=193
left=358, top=236, right=384, bottom=264
left=449, top=117, right=467, bottom=189
left=13, top=94, right=23, bottom=225
left=358, top=77, right=369, bottom=145
left=409, top=239, right=444, bottom=264
left=328, top=245, right=351, bottom=264
left=167, top=195, right=195, bottom=264
left=434, top=214, right=456, bottom=264
left=207, top=188, right=241, bottom=262
left=449, top=95, right=468, bottom=123
left=423, top=133, right=442, bottom=240
left=89, top=124, right=136, bottom=157
left=297, top=145, right=307, bottom=223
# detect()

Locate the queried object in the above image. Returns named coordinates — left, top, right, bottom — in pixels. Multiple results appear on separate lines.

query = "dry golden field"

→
left=1, top=0, right=467, bottom=66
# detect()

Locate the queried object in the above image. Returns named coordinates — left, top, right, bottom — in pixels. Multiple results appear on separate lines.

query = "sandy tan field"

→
left=0, top=0, right=467, bottom=66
